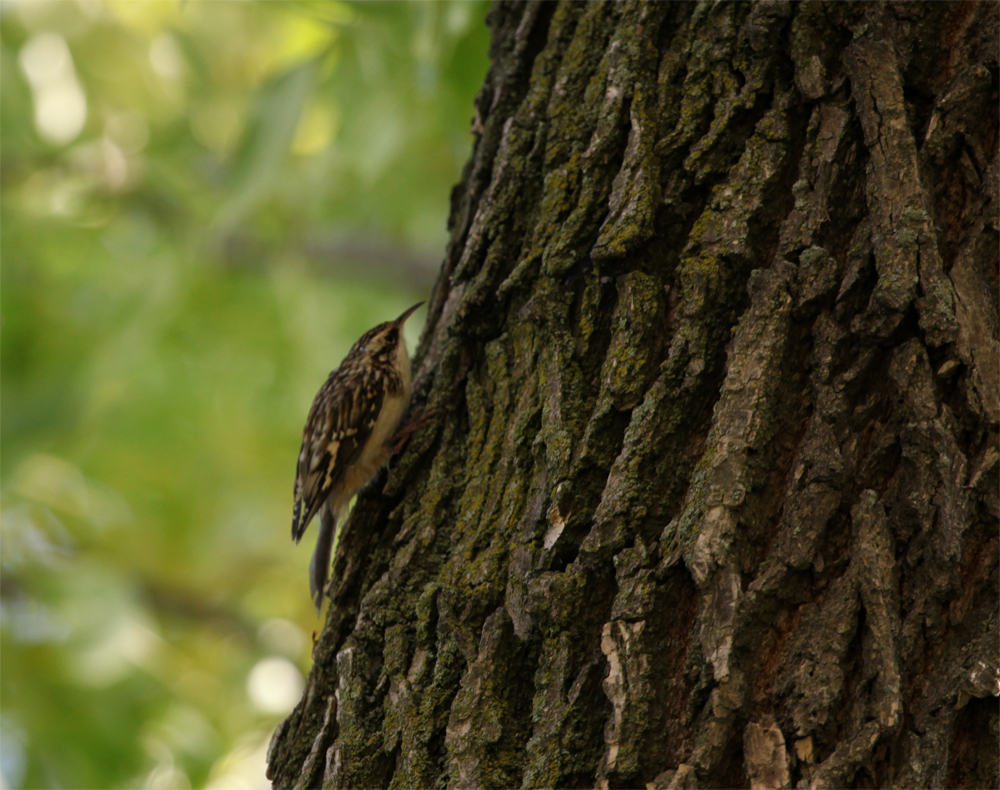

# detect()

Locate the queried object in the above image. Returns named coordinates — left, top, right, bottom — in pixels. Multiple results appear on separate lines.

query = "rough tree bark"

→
left=268, top=2, right=998, bottom=788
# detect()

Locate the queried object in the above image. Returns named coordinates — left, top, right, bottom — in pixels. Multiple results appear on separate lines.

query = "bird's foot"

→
left=391, top=408, right=438, bottom=454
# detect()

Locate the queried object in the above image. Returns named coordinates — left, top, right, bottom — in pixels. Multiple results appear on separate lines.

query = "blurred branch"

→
left=214, top=226, right=440, bottom=290
left=140, top=579, right=257, bottom=645
left=0, top=573, right=25, bottom=601
left=300, top=229, right=440, bottom=289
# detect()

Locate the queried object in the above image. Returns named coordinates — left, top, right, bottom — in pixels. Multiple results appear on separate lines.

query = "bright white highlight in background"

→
left=246, top=657, right=304, bottom=715
left=18, top=32, right=87, bottom=145
left=149, top=33, right=184, bottom=80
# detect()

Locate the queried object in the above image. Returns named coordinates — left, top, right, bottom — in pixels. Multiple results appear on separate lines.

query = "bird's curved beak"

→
left=395, top=302, right=425, bottom=325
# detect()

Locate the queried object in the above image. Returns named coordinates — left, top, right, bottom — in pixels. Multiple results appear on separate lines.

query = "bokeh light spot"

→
left=246, top=657, right=304, bottom=714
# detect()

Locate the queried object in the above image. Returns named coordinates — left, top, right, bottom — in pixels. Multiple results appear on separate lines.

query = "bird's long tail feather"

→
left=309, top=507, right=335, bottom=615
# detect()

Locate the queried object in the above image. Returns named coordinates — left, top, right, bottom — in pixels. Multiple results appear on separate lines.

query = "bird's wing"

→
left=291, top=367, right=384, bottom=542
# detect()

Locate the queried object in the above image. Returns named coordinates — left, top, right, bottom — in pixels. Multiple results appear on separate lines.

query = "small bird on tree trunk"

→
left=291, top=302, right=425, bottom=613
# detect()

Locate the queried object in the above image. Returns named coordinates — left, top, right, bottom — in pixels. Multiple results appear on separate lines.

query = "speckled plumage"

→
left=292, top=303, right=421, bottom=613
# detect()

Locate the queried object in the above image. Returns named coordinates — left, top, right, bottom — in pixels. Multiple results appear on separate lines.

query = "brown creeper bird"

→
left=292, top=302, right=424, bottom=614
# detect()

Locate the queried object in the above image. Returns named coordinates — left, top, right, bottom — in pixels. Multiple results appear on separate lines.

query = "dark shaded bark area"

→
left=268, top=2, right=999, bottom=788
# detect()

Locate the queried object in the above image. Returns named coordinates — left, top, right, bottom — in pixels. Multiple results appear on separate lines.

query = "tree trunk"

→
left=267, top=2, right=999, bottom=787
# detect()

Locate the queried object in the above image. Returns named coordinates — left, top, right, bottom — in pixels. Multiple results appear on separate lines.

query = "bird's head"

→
left=353, top=302, right=423, bottom=363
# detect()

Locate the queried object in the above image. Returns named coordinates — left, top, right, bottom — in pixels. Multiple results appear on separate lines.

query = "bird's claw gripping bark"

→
left=391, top=408, right=438, bottom=454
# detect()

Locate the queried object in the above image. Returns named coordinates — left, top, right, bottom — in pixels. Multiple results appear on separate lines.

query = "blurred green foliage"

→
left=0, top=1, right=489, bottom=787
